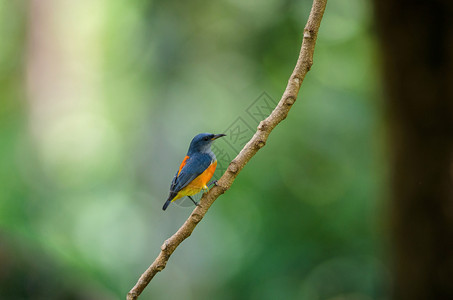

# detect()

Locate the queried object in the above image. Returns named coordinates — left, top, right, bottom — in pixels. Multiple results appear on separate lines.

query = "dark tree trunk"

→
left=373, top=1, right=453, bottom=299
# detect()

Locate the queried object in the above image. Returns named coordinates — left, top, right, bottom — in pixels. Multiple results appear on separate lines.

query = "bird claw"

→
left=208, top=180, right=218, bottom=187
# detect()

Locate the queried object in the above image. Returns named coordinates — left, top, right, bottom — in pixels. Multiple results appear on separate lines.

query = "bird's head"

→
left=188, top=133, right=226, bottom=154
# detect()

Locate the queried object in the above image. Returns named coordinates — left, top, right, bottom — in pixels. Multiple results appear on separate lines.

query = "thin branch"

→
left=127, top=1, right=327, bottom=298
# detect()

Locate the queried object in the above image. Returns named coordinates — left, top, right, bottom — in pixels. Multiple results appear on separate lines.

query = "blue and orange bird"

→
left=162, top=133, right=226, bottom=211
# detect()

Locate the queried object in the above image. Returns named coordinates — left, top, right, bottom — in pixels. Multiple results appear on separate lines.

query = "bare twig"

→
left=127, top=1, right=327, bottom=298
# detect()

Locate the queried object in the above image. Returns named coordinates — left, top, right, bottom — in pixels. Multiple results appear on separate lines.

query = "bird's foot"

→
left=188, top=196, right=199, bottom=206
left=208, top=180, right=218, bottom=187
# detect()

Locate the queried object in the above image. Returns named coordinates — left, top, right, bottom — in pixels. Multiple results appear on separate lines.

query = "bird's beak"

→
left=211, top=134, right=226, bottom=140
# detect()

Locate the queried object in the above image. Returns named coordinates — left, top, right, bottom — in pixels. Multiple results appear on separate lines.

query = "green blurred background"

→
left=0, top=0, right=389, bottom=299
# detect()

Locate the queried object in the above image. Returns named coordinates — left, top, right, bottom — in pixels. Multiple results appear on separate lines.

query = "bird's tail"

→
left=163, top=192, right=177, bottom=211
left=162, top=199, right=171, bottom=211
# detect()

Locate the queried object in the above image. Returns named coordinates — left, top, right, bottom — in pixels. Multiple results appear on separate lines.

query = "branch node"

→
left=191, top=213, right=203, bottom=223
left=304, top=28, right=314, bottom=39
left=255, top=140, right=266, bottom=149
left=156, top=263, right=166, bottom=271
left=258, top=121, right=268, bottom=131
left=161, top=240, right=169, bottom=251
left=306, top=59, right=313, bottom=71
left=228, top=161, right=239, bottom=173
left=293, top=77, right=301, bottom=85
left=285, top=96, right=296, bottom=106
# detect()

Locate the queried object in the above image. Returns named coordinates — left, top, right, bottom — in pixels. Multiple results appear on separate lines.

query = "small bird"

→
left=163, top=133, right=226, bottom=211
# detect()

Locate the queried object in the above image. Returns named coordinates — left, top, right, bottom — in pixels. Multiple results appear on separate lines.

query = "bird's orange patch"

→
left=172, top=160, right=217, bottom=202
left=177, top=156, right=190, bottom=176
left=193, top=160, right=217, bottom=188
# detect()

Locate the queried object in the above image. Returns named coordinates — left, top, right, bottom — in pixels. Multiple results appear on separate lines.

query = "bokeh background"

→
left=1, top=0, right=389, bottom=299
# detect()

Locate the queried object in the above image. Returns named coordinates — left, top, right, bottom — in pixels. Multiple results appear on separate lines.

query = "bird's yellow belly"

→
left=173, top=161, right=217, bottom=202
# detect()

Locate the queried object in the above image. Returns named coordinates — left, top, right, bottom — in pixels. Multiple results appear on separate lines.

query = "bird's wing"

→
left=169, top=153, right=212, bottom=196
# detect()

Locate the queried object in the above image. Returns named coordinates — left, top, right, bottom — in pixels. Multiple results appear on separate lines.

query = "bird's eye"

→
left=204, top=137, right=209, bottom=141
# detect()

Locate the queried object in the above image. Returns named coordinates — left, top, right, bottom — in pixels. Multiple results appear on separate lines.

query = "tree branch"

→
left=127, top=1, right=327, bottom=298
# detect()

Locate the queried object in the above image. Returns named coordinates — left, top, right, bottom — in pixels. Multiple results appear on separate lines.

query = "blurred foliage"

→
left=0, top=0, right=389, bottom=299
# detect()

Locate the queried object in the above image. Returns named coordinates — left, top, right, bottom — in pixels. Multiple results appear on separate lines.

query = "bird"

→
left=162, top=133, right=226, bottom=211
